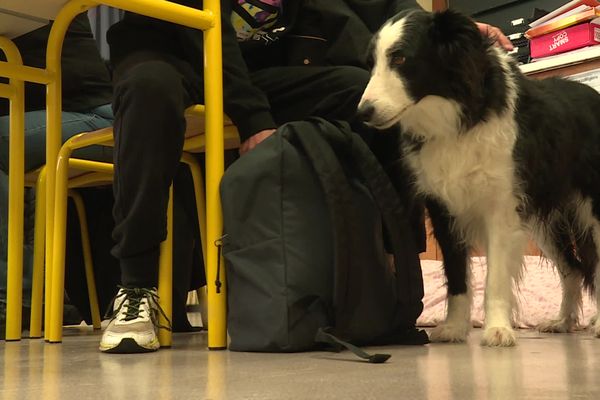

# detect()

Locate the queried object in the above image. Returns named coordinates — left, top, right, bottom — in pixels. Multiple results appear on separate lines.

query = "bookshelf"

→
left=522, top=46, right=600, bottom=78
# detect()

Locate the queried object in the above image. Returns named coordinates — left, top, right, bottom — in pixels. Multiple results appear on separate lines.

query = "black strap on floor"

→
left=315, top=328, right=391, bottom=364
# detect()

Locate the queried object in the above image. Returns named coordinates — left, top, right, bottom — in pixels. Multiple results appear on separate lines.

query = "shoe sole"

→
left=100, top=338, right=160, bottom=354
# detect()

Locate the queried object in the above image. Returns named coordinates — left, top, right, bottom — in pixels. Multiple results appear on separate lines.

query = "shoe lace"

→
left=106, top=286, right=172, bottom=331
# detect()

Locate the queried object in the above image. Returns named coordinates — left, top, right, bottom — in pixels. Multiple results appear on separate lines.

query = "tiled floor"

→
left=1, top=323, right=599, bottom=400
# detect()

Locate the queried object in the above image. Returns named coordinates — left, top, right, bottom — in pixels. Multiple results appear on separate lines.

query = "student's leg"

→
left=0, top=105, right=114, bottom=173
left=101, top=55, right=193, bottom=353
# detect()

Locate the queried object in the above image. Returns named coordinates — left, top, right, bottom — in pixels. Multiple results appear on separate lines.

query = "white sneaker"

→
left=99, top=287, right=167, bottom=353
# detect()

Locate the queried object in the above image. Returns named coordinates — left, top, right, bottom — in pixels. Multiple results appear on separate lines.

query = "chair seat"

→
left=25, top=168, right=112, bottom=188
left=24, top=110, right=240, bottom=188
left=184, top=106, right=240, bottom=151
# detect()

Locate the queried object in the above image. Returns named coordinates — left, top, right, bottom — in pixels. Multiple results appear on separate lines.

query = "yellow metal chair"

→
left=26, top=166, right=104, bottom=338
left=0, top=36, right=25, bottom=341
left=44, top=107, right=239, bottom=346
left=2, top=0, right=230, bottom=349
left=0, top=37, right=102, bottom=339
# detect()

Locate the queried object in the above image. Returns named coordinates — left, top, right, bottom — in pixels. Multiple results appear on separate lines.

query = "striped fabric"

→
left=231, top=0, right=282, bottom=41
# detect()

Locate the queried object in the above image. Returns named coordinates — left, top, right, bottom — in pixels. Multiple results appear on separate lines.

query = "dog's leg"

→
left=594, top=268, right=600, bottom=338
left=481, top=210, right=525, bottom=347
left=570, top=199, right=600, bottom=337
left=589, top=222, right=600, bottom=337
left=535, top=224, right=583, bottom=333
left=426, top=199, right=472, bottom=343
left=538, top=271, right=582, bottom=333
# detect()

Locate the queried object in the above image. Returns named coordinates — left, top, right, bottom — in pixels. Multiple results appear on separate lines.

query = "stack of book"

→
left=525, top=0, right=600, bottom=59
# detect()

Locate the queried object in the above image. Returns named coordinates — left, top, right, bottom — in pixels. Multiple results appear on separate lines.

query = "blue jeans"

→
left=0, top=104, right=114, bottom=307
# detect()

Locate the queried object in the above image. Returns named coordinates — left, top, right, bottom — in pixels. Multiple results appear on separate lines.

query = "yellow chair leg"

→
left=29, top=168, right=47, bottom=338
left=158, top=185, right=174, bottom=347
left=44, top=206, right=53, bottom=342
left=181, top=154, right=207, bottom=266
left=5, top=64, right=25, bottom=341
left=47, top=146, right=73, bottom=343
left=68, top=190, right=101, bottom=330
left=204, top=0, right=227, bottom=350
left=205, top=156, right=227, bottom=350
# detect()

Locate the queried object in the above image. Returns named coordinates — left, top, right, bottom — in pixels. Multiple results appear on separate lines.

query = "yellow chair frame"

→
left=1, top=0, right=229, bottom=349
left=45, top=111, right=238, bottom=346
left=0, top=36, right=25, bottom=340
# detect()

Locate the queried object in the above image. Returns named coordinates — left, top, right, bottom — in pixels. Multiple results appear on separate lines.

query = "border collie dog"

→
left=358, top=9, right=600, bottom=347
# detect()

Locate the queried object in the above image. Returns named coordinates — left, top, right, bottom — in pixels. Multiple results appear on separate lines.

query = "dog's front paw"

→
left=481, top=326, right=516, bottom=347
left=537, top=318, right=577, bottom=333
left=429, top=323, right=469, bottom=343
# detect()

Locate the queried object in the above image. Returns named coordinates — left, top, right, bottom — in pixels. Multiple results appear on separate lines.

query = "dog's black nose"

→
left=357, top=101, right=375, bottom=123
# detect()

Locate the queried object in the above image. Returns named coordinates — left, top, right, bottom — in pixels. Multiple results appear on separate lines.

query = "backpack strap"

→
left=288, top=118, right=425, bottom=336
left=315, top=328, right=391, bottom=364
left=333, top=123, right=425, bottom=329
left=283, top=120, right=366, bottom=319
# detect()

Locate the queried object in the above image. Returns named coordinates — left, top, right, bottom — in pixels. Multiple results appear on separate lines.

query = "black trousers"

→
left=111, top=53, right=416, bottom=289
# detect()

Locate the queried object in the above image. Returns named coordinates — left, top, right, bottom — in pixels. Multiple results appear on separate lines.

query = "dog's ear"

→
left=430, top=9, right=485, bottom=56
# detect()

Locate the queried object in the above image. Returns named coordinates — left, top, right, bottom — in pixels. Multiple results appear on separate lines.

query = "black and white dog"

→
left=358, top=9, right=600, bottom=346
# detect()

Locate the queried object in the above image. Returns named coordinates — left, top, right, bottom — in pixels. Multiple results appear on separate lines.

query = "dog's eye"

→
left=392, top=56, right=406, bottom=65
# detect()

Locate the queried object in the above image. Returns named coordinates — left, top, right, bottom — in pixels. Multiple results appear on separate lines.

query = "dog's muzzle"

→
left=357, top=100, right=376, bottom=124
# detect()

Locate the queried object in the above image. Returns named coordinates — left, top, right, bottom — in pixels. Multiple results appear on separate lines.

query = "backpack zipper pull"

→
left=214, top=234, right=228, bottom=294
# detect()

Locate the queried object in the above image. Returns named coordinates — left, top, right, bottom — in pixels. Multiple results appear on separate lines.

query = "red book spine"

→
left=530, top=21, right=600, bottom=58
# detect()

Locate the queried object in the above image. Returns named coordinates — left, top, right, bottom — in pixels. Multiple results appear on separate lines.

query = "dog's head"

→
left=358, top=9, right=504, bottom=135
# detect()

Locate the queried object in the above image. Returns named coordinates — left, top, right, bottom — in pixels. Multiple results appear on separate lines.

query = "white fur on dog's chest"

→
left=404, top=116, right=519, bottom=219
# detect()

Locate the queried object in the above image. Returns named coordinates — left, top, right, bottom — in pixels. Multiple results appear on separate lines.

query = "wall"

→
left=88, top=6, right=123, bottom=60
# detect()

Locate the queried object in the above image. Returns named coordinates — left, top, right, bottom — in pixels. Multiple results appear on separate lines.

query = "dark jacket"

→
left=240, top=0, right=421, bottom=70
left=107, top=0, right=421, bottom=141
left=0, top=14, right=113, bottom=117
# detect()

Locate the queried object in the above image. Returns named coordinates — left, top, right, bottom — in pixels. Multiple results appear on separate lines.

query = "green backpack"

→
left=220, top=118, right=427, bottom=362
